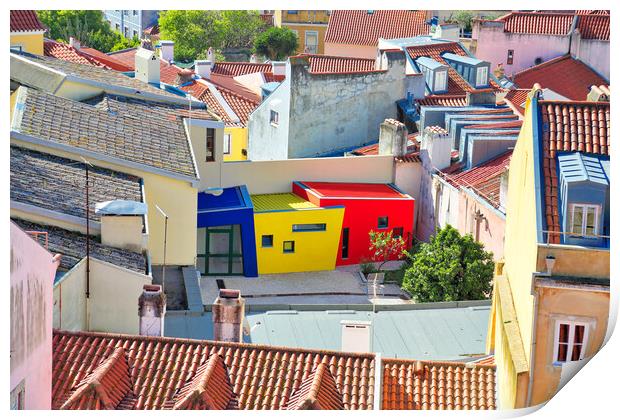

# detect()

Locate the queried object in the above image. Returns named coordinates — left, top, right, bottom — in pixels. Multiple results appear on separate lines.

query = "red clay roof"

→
left=285, top=363, right=344, bottom=410
left=44, top=40, right=132, bottom=72
left=10, top=10, right=46, bottom=32
left=539, top=100, right=610, bottom=243
left=576, top=14, right=610, bottom=40
left=107, top=48, right=139, bottom=68
left=446, top=150, right=512, bottom=209
left=212, top=62, right=272, bottom=76
left=497, top=12, right=575, bottom=35
left=294, top=54, right=377, bottom=74
left=417, top=95, right=468, bottom=107
left=513, top=55, right=608, bottom=100
left=406, top=42, right=500, bottom=96
left=52, top=330, right=377, bottom=410
left=325, top=10, right=429, bottom=46
left=300, top=182, right=410, bottom=200
left=503, top=89, right=530, bottom=117
left=382, top=359, right=496, bottom=410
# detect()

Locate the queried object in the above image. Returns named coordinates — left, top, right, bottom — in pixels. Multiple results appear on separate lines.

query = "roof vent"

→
left=340, top=320, right=372, bottom=353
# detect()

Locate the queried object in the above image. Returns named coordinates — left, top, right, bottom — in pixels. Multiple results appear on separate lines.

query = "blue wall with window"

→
left=104, top=10, right=159, bottom=39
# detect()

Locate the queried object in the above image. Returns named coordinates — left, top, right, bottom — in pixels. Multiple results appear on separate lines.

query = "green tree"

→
left=368, top=230, right=406, bottom=271
left=219, top=10, right=268, bottom=50
left=36, top=10, right=135, bottom=53
left=254, top=27, right=298, bottom=61
left=402, top=225, right=494, bottom=302
left=452, top=10, right=475, bottom=33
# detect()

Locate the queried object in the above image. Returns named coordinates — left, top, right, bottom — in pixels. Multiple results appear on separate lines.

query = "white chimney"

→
left=341, top=320, right=372, bottom=353
left=134, top=47, right=161, bottom=85
left=207, top=46, right=214, bottom=63
left=421, top=126, right=452, bottom=171
left=69, top=36, right=81, bottom=50
left=379, top=118, right=408, bottom=157
left=95, top=200, right=148, bottom=252
left=250, top=54, right=258, bottom=63
left=194, top=59, right=213, bottom=79
left=271, top=61, right=286, bottom=76
left=160, top=40, right=175, bottom=62
left=212, top=289, right=245, bottom=343
left=138, top=284, right=166, bottom=337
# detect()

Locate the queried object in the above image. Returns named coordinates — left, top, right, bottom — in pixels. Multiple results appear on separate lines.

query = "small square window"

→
left=262, top=235, right=273, bottom=248
left=270, top=110, right=279, bottom=126
left=378, top=217, right=388, bottom=229
left=283, top=240, right=295, bottom=253
left=393, top=227, right=403, bottom=238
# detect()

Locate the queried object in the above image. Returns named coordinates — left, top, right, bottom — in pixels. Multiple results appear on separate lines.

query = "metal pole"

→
left=85, top=162, right=90, bottom=299
left=155, top=205, right=169, bottom=292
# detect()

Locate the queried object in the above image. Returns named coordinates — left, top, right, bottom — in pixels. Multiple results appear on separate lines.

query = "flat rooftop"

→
left=198, top=185, right=252, bottom=212
left=251, top=193, right=317, bottom=212
left=299, top=181, right=411, bottom=199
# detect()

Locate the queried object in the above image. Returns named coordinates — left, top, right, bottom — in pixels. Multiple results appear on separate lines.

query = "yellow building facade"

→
left=488, top=91, right=610, bottom=409
left=10, top=32, right=44, bottom=55
left=224, top=126, right=248, bottom=162
left=274, top=10, right=329, bottom=55
left=251, top=193, right=344, bottom=274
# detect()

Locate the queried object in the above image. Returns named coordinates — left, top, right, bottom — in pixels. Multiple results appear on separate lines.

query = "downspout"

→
left=373, top=352, right=383, bottom=410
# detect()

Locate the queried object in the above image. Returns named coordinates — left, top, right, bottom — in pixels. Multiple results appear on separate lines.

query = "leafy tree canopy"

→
left=452, top=10, right=475, bottom=32
left=402, top=225, right=494, bottom=303
left=159, top=10, right=265, bottom=62
left=37, top=10, right=139, bottom=53
left=254, top=27, right=298, bottom=61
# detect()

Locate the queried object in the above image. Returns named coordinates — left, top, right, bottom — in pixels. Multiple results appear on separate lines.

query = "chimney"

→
left=134, top=47, right=161, bottom=85
left=69, top=36, right=81, bottom=50
left=194, top=59, right=213, bottom=79
left=207, top=46, right=214, bottom=63
left=271, top=61, right=286, bottom=76
left=250, top=54, right=258, bottom=63
left=212, top=289, right=245, bottom=343
left=159, top=40, right=174, bottom=62
left=138, top=284, right=166, bottom=337
left=379, top=118, right=408, bottom=157
left=340, top=320, right=372, bottom=353
left=95, top=200, right=147, bottom=252
left=420, top=126, right=452, bottom=171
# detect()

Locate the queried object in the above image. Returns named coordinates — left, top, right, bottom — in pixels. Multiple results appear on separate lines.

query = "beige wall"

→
left=458, top=191, right=506, bottom=261
left=100, top=215, right=145, bottom=253
left=324, top=42, right=378, bottom=59
left=53, top=260, right=87, bottom=332
left=530, top=285, right=609, bottom=405
left=536, top=244, right=610, bottom=279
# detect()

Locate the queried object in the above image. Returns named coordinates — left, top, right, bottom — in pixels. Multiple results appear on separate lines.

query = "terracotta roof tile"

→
left=212, top=62, right=272, bottom=76
left=286, top=363, right=344, bottom=410
left=294, top=54, right=376, bottom=74
left=497, top=12, right=575, bottom=35
left=513, top=55, right=608, bottom=100
left=382, top=359, right=496, bottom=410
left=325, top=10, right=430, bottom=46
left=503, top=89, right=530, bottom=117
left=417, top=95, right=468, bottom=107
left=10, top=10, right=46, bottom=32
left=52, top=330, right=376, bottom=410
left=107, top=48, right=139, bottom=68
left=539, top=100, right=610, bottom=243
left=576, top=14, right=610, bottom=40
left=44, top=40, right=132, bottom=72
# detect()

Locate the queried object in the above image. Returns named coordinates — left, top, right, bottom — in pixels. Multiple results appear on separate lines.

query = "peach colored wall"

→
left=324, top=42, right=378, bottom=59
left=457, top=191, right=506, bottom=260
left=10, top=222, right=59, bottom=409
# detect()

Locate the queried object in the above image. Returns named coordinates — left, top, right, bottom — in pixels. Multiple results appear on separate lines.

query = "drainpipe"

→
left=373, top=352, right=383, bottom=410
left=567, top=15, right=579, bottom=56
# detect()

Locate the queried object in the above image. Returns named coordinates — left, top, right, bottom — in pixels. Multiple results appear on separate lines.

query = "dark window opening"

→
left=341, top=228, right=349, bottom=259
left=507, top=49, right=514, bottom=65
left=393, top=227, right=404, bottom=238
left=206, top=128, right=215, bottom=162
left=292, top=223, right=326, bottom=232
left=283, top=240, right=295, bottom=253
left=262, top=235, right=273, bottom=247
left=378, top=217, right=389, bottom=229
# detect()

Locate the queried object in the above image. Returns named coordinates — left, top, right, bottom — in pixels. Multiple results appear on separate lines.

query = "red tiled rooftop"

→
left=497, top=12, right=575, bottom=35
left=44, top=39, right=132, bottom=72
left=503, top=89, right=530, bottom=117
left=417, top=95, right=468, bottom=108
left=513, top=55, right=608, bottom=100
left=212, top=62, right=273, bottom=77
left=382, top=359, right=496, bottom=410
left=10, top=10, right=46, bottom=32
left=107, top=48, right=139, bottom=68
left=576, top=14, right=610, bottom=40
left=285, top=363, right=344, bottom=410
left=325, top=10, right=429, bottom=46
left=539, top=100, right=610, bottom=243
left=300, top=182, right=410, bottom=200
left=294, top=54, right=377, bottom=74
left=52, top=330, right=376, bottom=410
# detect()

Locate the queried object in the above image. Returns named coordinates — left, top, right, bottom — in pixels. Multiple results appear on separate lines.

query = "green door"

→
left=197, top=225, right=243, bottom=276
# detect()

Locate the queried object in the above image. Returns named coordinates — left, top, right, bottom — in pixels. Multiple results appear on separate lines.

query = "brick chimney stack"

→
left=138, top=284, right=166, bottom=337
left=379, top=118, right=408, bottom=157
left=212, top=289, right=245, bottom=343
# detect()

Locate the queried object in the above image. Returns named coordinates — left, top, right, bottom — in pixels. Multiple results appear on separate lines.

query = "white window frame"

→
left=223, top=133, right=231, bottom=155
left=304, top=30, right=319, bottom=54
left=476, top=66, right=488, bottom=87
left=552, top=320, right=590, bottom=363
left=434, top=70, right=447, bottom=92
left=270, top=110, right=279, bottom=126
left=569, top=203, right=599, bottom=237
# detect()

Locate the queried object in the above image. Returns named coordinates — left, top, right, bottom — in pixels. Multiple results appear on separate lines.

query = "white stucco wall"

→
left=11, top=222, right=58, bottom=409
left=394, top=160, right=423, bottom=228
left=571, top=38, right=610, bottom=80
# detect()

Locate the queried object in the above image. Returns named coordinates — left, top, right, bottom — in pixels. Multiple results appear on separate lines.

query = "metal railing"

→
left=25, top=231, right=48, bottom=250
left=542, top=230, right=610, bottom=246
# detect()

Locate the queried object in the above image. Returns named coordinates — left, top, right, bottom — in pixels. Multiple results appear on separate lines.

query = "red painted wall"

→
left=293, top=183, right=415, bottom=266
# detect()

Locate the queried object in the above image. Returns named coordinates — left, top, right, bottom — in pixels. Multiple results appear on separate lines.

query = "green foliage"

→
left=254, top=27, right=298, bottom=61
left=452, top=10, right=475, bottom=32
left=159, top=10, right=265, bottom=62
left=368, top=230, right=406, bottom=270
left=359, top=259, right=377, bottom=277
left=37, top=10, right=137, bottom=53
left=402, top=225, right=494, bottom=303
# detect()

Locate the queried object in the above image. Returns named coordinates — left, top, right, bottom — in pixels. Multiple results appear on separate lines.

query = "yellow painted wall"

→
left=10, top=32, right=44, bottom=55
left=254, top=207, right=344, bottom=274
left=53, top=260, right=87, bottom=331
left=275, top=11, right=329, bottom=54
left=223, top=126, right=248, bottom=162
left=530, top=285, right=609, bottom=405
left=10, top=139, right=198, bottom=266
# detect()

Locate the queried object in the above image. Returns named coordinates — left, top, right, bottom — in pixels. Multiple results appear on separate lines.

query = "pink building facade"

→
left=10, top=221, right=59, bottom=409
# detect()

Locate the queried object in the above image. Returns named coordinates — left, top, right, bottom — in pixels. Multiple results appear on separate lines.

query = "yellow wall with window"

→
left=10, top=32, right=44, bottom=55
left=275, top=11, right=329, bottom=54
left=252, top=193, right=344, bottom=274
left=223, top=127, right=248, bottom=162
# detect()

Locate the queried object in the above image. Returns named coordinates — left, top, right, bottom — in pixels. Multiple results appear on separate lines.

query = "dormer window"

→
left=476, top=66, right=489, bottom=87
left=415, top=57, right=448, bottom=94
left=570, top=204, right=599, bottom=237
left=434, top=70, right=447, bottom=92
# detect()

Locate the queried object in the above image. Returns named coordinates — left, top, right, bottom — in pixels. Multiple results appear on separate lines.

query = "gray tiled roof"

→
left=13, top=218, right=147, bottom=275
left=13, top=87, right=198, bottom=178
left=10, top=146, right=143, bottom=222
left=11, top=51, right=184, bottom=100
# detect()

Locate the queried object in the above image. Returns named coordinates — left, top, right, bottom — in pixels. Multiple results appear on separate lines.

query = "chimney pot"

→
left=138, top=284, right=166, bottom=337
left=212, top=288, right=245, bottom=343
left=379, top=118, right=408, bottom=157
left=194, top=59, right=213, bottom=79
left=159, top=40, right=175, bottom=62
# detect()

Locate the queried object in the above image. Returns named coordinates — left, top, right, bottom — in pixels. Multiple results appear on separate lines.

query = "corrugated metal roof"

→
left=251, top=193, right=317, bottom=212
